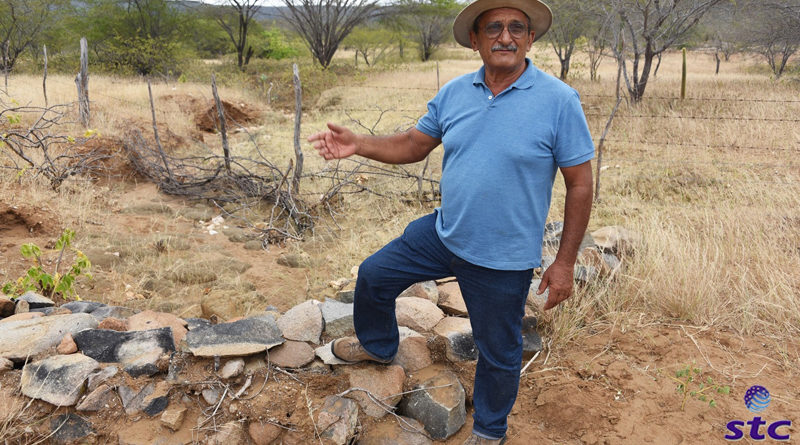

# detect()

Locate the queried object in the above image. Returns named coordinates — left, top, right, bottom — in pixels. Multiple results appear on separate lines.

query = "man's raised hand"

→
left=308, top=123, right=358, bottom=160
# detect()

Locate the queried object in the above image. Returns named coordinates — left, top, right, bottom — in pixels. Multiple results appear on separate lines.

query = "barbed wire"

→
left=585, top=113, right=800, bottom=123
left=604, top=157, right=800, bottom=171
left=598, top=139, right=800, bottom=152
left=581, top=94, right=800, bottom=104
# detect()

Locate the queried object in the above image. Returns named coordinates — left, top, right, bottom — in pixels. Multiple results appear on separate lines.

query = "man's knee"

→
left=356, top=253, right=383, bottom=287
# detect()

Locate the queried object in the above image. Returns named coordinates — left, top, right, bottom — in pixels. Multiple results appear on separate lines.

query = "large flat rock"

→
left=398, top=370, right=466, bottom=440
left=277, top=300, right=322, bottom=343
left=186, top=316, right=284, bottom=357
left=396, top=297, right=444, bottom=332
left=73, top=327, right=175, bottom=377
left=0, top=313, right=98, bottom=361
left=21, top=354, right=100, bottom=406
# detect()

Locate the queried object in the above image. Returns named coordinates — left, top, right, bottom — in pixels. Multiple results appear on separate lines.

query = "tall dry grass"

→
left=1, top=46, right=798, bottom=350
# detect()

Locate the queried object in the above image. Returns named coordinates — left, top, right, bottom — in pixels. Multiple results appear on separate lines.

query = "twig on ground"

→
left=520, top=350, right=541, bottom=375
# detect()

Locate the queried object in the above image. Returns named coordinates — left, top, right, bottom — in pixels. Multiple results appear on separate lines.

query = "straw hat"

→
left=452, top=0, right=553, bottom=48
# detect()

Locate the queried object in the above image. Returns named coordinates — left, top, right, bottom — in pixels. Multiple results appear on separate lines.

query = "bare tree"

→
left=607, top=0, right=723, bottom=102
left=0, top=0, right=67, bottom=72
left=215, top=0, right=262, bottom=69
left=744, top=0, right=800, bottom=78
left=281, top=0, right=378, bottom=68
left=547, top=0, right=593, bottom=80
left=391, top=0, right=460, bottom=62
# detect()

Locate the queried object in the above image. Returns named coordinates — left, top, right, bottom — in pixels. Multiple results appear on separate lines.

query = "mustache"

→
left=491, top=44, right=518, bottom=52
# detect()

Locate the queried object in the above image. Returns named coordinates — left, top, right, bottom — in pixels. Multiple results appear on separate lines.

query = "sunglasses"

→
left=483, top=21, right=529, bottom=39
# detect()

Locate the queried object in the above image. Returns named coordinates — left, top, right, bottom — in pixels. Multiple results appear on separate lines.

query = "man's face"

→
left=469, top=8, right=535, bottom=72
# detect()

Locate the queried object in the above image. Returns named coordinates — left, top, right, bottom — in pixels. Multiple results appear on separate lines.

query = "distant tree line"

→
left=1, top=0, right=797, bottom=93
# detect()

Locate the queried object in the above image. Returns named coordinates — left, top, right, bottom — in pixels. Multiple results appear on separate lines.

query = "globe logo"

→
left=744, top=385, right=770, bottom=413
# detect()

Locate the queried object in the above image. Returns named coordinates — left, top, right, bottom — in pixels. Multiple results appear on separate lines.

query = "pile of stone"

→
left=0, top=224, right=634, bottom=444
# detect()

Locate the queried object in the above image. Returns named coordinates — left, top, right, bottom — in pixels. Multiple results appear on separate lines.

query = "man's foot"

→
left=463, top=433, right=506, bottom=444
left=331, top=337, right=393, bottom=364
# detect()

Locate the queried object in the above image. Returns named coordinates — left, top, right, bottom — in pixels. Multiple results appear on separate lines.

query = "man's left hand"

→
left=537, top=260, right=574, bottom=310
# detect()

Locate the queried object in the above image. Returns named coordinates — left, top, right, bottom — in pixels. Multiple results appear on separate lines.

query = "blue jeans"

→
left=354, top=212, right=533, bottom=439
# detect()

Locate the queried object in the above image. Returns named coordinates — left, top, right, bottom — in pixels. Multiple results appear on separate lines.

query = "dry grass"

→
left=1, top=46, right=798, bottom=352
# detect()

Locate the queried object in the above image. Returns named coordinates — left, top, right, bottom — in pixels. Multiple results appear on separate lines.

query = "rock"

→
left=591, top=226, right=638, bottom=255
left=89, top=305, right=138, bottom=321
left=13, top=299, right=28, bottom=314
left=436, top=282, right=468, bottom=316
left=317, top=396, right=359, bottom=445
left=186, top=316, right=284, bottom=357
left=276, top=300, right=322, bottom=343
left=315, top=341, right=349, bottom=365
left=392, top=336, right=433, bottom=373
left=207, top=421, right=246, bottom=444
left=399, top=281, right=439, bottom=305
left=244, top=355, right=267, bottom=374
left=220, top=358, right=245, bottom=379
left=544, top=221, right=564, bottom=238
left=17, top=291, right=55, bottom=309
left=49, top=307, right=73, bottom=316
left=118, top=382, right=155, bottom=415
left=320, top=299, right=354, bottom=338
left=268, top=341, right=315, bottom=368
left=97, top=317, right=128, bottom=331
left=345, top=365, right=405, bottom=418
left=0, top=296, right=15, bottom=317
left=574, top=265, right=599, bottom=284
left=0, top=357, right=13, bottom=371
left=396, top=297, right=445, bottom=332
left=57, top=333, right=78, bottom=354
left=49, top=413, right=93, bottom=444
left=201, top=294, right=240, bottom=321
left=357, top=416, right=432, bottom=445
left=185, top=317, right=212, bottom=331
left=127, top=310, right=189, bottom=346
left=0, top=311, right=43, bottom=323
left=141, top=381, right=170, bottom=416
left=61, top=301, right=105, bottom=314
left=0, top=313, right=98, bottom=361
left=161, top=405, right=187, bottom=431
left=276, top=252, right=311, bottom=268
left=433, top=317, right=477, bottom=362
left=87, top=365, right=118, bottom=391
left=603, top=253, right=621, bottom=272
left=334, top=289, right=355, bottom=303
left=168, top=263, right=218, bottom=285
left=73, top=327, right=175, bottom=377
left=521, top=316, right=542, bottom=360
left=399, top=326, right=425, bottom=341
left=202, top=387, right=221, bottom=405
left=248, top=422, right=282, bottom=445
left=76, top=383, right=115, bottom=411
left=398, top=370, right=466, bottom=440
left=20, top=354, right=100, bottom=406
left=528, top=279, right=550, bottom=309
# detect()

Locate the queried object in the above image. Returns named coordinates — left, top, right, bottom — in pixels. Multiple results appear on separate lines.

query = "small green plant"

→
left=671, top=363, right=730, bottom=411
left=2, top=229, right=92, bottom=300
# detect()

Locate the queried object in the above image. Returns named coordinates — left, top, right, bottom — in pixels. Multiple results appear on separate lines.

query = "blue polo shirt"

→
left=416, top=59, right=594, bottom=270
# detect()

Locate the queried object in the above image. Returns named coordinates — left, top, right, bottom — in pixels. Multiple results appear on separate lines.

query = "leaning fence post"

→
left=291, top=63, right=303, bottom=195
left=3, top=41, right=9, bottom=94
left=210, top=73, right=231, bottom=174
left=147, top=79, right=173, bottom=181
left=43, top=44, right=48, bottom=107
left=75, top=37, right=90, bottom=127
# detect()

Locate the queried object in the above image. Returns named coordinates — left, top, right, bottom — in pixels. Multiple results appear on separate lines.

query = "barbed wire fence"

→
left=3, top=56, right=799, bottom=236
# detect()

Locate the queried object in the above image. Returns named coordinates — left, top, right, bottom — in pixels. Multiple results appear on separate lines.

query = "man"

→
left=308, top=0, right=593, bottom=443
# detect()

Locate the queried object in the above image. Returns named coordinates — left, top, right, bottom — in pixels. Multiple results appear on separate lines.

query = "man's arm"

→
left=538, top=160, right=593, bottom=310
left=308, top=123, right=441, bottom=164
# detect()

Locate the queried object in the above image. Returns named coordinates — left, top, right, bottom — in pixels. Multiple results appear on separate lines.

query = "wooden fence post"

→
left=75, top=37, right=90, bottom=127
left=210, top=73, right=231, bottom=173
left=43, top=44, right=48, bottom=107
left=147, top=79, right=172, bottom=181
left=3, top=41, right=8, bottom=94
left=292, top=63, right=303, bottom=195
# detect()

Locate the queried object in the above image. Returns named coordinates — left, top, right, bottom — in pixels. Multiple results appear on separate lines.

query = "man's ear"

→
left=527, top=31, right=536, bottom=51
left=469, top=30, right=479, bottom=51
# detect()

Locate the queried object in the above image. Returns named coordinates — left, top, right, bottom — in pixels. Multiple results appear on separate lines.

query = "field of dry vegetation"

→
left=1, top=46, right=799, bottom=443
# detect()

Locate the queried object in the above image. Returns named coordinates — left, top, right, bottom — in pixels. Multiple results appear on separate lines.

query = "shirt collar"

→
left=472, top=58, right=537, bottom=91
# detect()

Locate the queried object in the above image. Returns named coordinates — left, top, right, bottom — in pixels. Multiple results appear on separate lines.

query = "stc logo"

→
left=725, top=385, right=792, bottom=441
